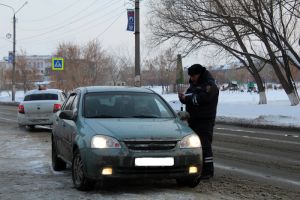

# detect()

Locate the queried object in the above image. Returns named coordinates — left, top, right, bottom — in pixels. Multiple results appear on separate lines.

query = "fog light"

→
left=102, top=167, right=113, bottom=175
left=189, top=166, right=198, bottom=174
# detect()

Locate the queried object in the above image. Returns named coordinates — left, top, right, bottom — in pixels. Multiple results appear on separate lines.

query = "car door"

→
left=57, top=94, right=76, bottom=160
left=62, top=92, right=80, bottom=162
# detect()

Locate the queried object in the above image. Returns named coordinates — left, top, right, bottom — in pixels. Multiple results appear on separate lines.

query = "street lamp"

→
left=0, top=1, right=28, bottom=101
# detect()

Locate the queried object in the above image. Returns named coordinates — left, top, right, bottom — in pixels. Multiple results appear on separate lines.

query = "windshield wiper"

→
left=132, top=115, right=160, bottom=118
left=86, top=115, right=125, bottom=118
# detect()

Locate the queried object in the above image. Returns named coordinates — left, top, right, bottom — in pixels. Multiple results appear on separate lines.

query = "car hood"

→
left=84, top=118, right=192, bottom=141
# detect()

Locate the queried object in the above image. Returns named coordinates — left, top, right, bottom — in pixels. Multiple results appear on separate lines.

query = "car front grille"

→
left=116, top=166, right=186, bottom=175
left=124, top=140, right=178, bottom=151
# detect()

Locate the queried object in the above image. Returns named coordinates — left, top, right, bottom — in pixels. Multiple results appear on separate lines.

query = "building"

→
left=0, top=55, right=53, bottom=89
left=25, top=55, right=52, bottom=77
left=1, top=54, right=52, bottom=78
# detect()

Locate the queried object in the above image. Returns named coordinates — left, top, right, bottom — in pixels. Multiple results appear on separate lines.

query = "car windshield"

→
left=24, top=93, right=58, bottom=101
left=84, top=92, right=175, bottom=119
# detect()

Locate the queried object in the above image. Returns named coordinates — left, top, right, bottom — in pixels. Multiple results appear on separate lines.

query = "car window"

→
left=59, top=92, right=66, bottom=102
left=155, top=99, right=173, bottom=118
left=84, top=92, right=175, bottom=118
left=71, top=95, right=79, bottom=110
left=24, top=93, right=58, bottom=101
left=62, top=92, right=67, bottom=99
left=63, top=95, right=76, bottom=111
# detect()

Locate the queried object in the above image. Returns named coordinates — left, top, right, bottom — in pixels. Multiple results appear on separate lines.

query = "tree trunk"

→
left=213, top=0, right=267, bottom=104
left=287, top=91, right=300, bottom=106
left=252, top=69, right=267, bottom=104
left=252, top=0, right=299, bottom=106
left=258, top=91, right=267, bottom=105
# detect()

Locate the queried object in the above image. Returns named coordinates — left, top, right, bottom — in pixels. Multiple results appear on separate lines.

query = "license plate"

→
left=135, top=157, right=174, bottom=167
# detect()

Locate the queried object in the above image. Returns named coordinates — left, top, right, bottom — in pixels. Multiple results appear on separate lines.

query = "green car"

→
left=52, top=86, right=202, bottom=190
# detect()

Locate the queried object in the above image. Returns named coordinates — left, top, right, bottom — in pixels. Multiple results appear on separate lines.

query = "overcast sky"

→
left=0, top=0, right=223, bottom=67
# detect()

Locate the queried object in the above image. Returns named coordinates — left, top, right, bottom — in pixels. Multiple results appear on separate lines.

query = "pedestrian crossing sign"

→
left=52, top=58, right=64, bottom=71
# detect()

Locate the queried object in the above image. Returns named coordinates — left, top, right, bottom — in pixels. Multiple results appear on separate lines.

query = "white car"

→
left=17, top=89, right=66, bottom=128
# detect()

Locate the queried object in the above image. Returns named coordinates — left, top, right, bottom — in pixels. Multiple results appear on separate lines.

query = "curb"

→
left=0, top=102, right=20, bottom=106
left=216, top=116, right=300, bottom=132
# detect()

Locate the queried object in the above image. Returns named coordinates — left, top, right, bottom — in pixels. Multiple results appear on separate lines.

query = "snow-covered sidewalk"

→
left=150, top=86, right=300, bottom=129
left=1, top=88, right=300, bottom=128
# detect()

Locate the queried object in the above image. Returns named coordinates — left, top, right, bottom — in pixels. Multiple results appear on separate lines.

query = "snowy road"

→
left=0, top=105, right=299, bottom=200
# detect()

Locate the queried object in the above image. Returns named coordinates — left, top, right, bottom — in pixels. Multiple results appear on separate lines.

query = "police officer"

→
left=179, top=64, right=219, bottom=179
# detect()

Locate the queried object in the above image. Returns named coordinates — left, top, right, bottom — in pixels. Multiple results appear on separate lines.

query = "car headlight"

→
left=91, top=135, right=121, bottom=149
left=179, top=134, right=201, bottom=148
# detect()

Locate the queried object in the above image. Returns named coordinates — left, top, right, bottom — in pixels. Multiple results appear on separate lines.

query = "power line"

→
left=18, top=0, right=114, bottom=32
left=95, top=12, right=124, bottom=39
left=20, top=0, right=82, bottom=23
left=17, top=9, right=125, bottom=48
left=19, top=8, right=125, bottom=44
left=18, top=0, right=120, bottom=41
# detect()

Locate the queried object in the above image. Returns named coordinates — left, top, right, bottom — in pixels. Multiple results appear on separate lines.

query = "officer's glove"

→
left=177, top=111, right=190, bottom=121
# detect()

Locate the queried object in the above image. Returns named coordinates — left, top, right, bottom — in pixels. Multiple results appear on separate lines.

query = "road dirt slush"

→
left=0, top=105, right=299, bottom=200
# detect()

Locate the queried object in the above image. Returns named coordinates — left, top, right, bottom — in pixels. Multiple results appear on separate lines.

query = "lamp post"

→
left=0, top=2, right=28, bottom=101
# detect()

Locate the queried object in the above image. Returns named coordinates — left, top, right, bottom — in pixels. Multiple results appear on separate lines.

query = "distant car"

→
left=51, top=86, right=203, bottom=191
left=17, top=89, right=66, bottom=128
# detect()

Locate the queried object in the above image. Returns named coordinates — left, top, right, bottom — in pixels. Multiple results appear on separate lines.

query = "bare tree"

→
left=148, top=0, right=300, bottom=105
left=143, top=59, right=159, bottom=86
left=233, top=0, right=300, bottom=104
left=153, top=48, right=177, bottom=93
left=148, top=0, right=268, bottom=103
left=16, top=50, right=41, bottom=93
left=50, top=42, right=82, bottom=91
left=82, top=40, right=108, bottom=85
left=51, top=40, right=110, bottom=91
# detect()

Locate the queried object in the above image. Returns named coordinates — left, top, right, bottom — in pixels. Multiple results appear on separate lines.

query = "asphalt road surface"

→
left=0, top=104, right=299, bottom=200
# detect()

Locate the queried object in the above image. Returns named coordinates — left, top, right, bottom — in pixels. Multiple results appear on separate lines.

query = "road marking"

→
left=284, top=134, right=299, bottom=138
left=214, top=146, right=300, bottom=165
left=215, top=132, right=300, bottom=145
left=216, top=127, right=299, bottom=138
left=0, top=111, right=17, bottom=116
left=215, top=163, right=300, bottom=187
left=216, top=127, right=256, bottom=133
left=0, top=117, right=17, bottom=122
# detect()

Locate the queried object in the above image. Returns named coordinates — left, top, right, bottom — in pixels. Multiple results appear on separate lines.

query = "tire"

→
left=72, top=149, right=95, bottom=191
left=176, top=177, right=200, bottom=188
left=52, top=136, right=66, bottom=171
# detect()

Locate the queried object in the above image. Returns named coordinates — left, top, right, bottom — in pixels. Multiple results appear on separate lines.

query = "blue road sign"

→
left=52, top=58, right=64, bottom=71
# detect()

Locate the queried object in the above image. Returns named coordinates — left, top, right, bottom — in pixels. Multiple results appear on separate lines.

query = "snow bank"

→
left=0, top=91, right=25, bottom=102
left=147, top=86, right=300, bottom=128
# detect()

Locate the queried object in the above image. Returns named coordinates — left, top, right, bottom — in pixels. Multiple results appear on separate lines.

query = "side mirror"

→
left=177, top=111, right=190, bottom=121
left=59, top=110, right=75, bottom=120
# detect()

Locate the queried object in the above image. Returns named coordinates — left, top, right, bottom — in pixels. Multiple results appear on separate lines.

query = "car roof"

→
left=80, top=86, right=155, bottom=94
left=25, top=89, right=63, bottom=95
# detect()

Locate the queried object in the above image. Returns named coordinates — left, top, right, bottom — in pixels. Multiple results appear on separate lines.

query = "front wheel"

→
left=72, top=150, right=95, bottom=191
left=176, top=177, right=200, bottom=188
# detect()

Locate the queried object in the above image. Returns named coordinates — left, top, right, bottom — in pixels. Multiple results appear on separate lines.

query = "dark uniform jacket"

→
left=180, top=70, right=219, bottom=132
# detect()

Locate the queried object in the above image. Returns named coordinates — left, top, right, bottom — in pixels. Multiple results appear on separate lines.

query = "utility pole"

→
left=12, top=14, right=16, bottom=101
left=0, top=2, right=28, bottom=102
left=134, top=0, right=141, bottom=87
